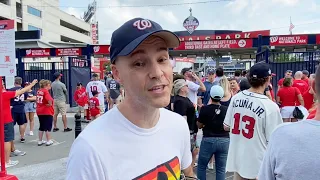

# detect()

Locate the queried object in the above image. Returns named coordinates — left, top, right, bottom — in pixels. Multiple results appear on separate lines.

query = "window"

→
left=28, top=25, right=42, bottom=35
left=27, top=6, right=41, bottom=17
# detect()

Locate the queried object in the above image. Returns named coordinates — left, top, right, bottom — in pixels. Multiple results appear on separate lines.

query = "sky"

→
left=60, top=0, right=320, bottom=44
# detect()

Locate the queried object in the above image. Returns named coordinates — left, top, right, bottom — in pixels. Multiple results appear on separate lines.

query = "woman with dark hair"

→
left=277, top=77, right=304, bottom=122
left=197, top=85, right=229, bottom=180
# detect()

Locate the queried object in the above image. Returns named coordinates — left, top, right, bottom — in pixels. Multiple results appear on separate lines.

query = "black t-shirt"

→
left=198, top=104, right=229, bottom=138
left=173, top=95, right=197, bottom=133
left=165, top=96, right=174, bottom=111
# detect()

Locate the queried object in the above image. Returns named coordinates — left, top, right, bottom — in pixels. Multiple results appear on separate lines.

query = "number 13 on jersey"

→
left=231, top=113, right=256, bottom=139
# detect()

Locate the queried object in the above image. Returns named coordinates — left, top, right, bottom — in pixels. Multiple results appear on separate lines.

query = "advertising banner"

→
left=0, top=20, right=16, bottom=76
left=91, top=22, right=99, bottom=44
left=25, top=48, right=51, bottom=57
left=175, top=39, right=253, bottom=50
left=93, top=45, right=110, bottom=55
left=178, top=30, right=270, bottom=41
left=56, top=48, right=82, bottom=56
left=269, top=35, right=308, bottom=46
left=316, top=34, right=320, bottom=44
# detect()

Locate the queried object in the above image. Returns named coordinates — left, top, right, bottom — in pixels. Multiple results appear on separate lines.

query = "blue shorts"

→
left=4, top=122, right=14, bottom=142
left=38, top=115, right=53, bottom=132
left=12, top=112, right=27, bottom=126
left=25, top=102, right=36, bottom=113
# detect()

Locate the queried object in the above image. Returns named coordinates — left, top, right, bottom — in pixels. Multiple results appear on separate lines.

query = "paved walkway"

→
left=6, top=113, right=234, bottom=180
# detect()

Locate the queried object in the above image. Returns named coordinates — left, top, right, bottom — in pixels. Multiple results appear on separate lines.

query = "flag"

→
left=289, top=17, right=295, bottom=35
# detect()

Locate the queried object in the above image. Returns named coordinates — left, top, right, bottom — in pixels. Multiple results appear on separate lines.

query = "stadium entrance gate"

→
left=256, top=49, right=320, bottom=90
left=17, top=57, right=91, bottom=107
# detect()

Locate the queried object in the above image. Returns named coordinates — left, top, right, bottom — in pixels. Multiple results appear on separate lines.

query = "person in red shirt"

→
left=277, top=70, right=292, bottom=90
left=73, top=82, right=88, bottom=119
left=1, top=79, right=37, bottom=167
left=293, top=71, right=309, bottom=95
left=277, top=77, right=304, bottom=122
left=89, top=90, right=100, bottom=121
left=302, top=70, right=309, bottom=85
left=303, top=80, right=316, bottom=111
left=36, top=79, right=54, bottom=146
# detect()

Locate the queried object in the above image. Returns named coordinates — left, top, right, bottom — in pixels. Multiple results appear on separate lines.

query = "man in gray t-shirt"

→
left=106, top=77, right=122, bottom=109
left=51, top=72, right=72, bottom=132
left=258, top=66, right=320, bottom=180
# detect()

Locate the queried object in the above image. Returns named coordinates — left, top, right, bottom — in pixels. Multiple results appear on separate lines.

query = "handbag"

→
left=293, top=106, right=304, bottom=119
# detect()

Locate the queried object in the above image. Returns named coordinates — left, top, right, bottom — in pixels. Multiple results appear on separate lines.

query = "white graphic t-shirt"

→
left=66, top=107, right=192, bottom=180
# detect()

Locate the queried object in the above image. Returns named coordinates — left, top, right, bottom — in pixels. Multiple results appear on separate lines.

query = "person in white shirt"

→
left=86, top=73, right=108, bottom=114
left=223, top=63, right=283, bottom=180
left=181, top=67, right=206, bottom=105
left=66, top=18, right=194, bottom=180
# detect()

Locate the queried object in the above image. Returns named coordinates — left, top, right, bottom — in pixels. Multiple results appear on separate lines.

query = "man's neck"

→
left=15, top=85, right=21, bottom=87
left=248, top=86, right=265, bottom=95
left=117, top=97, right=160, bottom=129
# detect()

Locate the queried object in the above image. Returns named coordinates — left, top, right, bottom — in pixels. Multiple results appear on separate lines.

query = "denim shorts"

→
left=4, top=122, right=14, bottom=142
left=25, top=102, right=36, bottom=113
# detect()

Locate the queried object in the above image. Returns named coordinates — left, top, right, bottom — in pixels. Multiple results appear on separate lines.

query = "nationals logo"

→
left=26, top=49, right=32, bottom=55
left=270, top=36, right=279, bottom=43
left=183, top=8, right=199, bottom=34
left=93, top=46, right=100, bottom=53
left=133, top=19, right=152, bottom=30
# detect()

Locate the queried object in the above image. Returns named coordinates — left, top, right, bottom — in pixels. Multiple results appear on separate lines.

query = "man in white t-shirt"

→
left=86, top=73, right=108, bottom=113
left=223, top=63, right=283, bottom=180
left=67, top=18, right=194, bottom=180
left=181, top=67, right=206, bottom=105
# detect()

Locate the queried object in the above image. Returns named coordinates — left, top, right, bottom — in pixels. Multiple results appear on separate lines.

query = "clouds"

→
left=61, top=0, right=320, bottom=44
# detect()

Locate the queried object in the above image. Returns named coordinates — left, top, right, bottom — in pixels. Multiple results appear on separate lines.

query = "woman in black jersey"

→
left=196, top=85, right=229, bottom=180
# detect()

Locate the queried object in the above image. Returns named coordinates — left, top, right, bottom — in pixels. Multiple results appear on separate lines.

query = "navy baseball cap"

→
left=110, top=18, right=180, bottom=64
left=249, top=63, right=272, bottom=78
left=207, top=69, right=215, bottom=75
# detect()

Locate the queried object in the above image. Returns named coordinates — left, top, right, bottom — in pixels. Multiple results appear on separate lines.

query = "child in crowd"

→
left=89, top=90, right=100, bottom=121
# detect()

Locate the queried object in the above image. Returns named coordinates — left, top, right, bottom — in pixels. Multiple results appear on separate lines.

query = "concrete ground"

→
left=6, top=114, right=234, bottom=180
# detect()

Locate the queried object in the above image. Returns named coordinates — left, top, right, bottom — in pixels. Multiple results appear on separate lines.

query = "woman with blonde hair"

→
left=36, top=79, right=54, bottom=146
left=219, top=76, right=233, bottom=107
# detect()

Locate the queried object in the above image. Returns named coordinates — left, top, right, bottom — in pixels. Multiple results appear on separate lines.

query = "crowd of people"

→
left=0, top=70, right=123, bottom=168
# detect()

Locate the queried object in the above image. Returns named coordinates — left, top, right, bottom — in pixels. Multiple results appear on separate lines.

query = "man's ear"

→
left=111, top=64, right=121, bottom=84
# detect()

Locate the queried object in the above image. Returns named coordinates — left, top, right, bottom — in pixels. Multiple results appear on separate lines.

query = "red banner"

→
left=56, top=48, right=81, bottom=56
left=175, top=39, right=253, bottom=50
left=178, top=30, right=270, bottom=41
left=316, top=34, right=320, bottom=44
left=175, top=57, right=195, bottom=63
left=0, top=20, right=14, bottom=30
left=25, top=49, right=51, bottom=57
left=93, top=45, right=110, bottom=55
left=269, top=35, right=308, bottom=46
left=91, top=23, right=98, bottom=44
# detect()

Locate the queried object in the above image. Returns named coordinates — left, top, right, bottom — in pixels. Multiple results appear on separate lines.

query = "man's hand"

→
left=191, top=72, right=200, bottom=81
left=31, top=79, right=38, bottom=86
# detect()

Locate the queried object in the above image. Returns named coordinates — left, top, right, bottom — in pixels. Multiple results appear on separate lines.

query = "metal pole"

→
left=74, top=113, right=82, bottom=138
left=0, top=76, right=6, bottom=176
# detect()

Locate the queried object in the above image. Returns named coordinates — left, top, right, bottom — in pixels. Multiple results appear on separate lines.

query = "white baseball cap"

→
left=210, top=85, right=224, bottom=99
